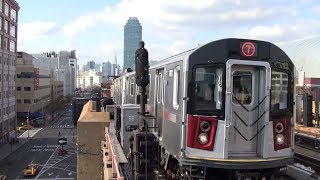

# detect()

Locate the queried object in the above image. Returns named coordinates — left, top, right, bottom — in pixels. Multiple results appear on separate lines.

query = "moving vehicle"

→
left=23, top=164, right=38, bottom=177
left=113, top=38, right=295, bottom=179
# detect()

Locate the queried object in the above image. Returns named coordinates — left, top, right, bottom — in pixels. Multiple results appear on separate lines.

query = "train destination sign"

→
left=241, top=42, right=257, bottom=57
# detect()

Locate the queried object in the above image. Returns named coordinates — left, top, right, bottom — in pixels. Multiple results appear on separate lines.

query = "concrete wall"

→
left=77, top=100, right=110, bottom=180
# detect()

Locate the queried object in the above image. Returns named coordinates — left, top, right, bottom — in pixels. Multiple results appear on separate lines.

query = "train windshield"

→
left=193, top=66, right=223, bottom=112
left=271, top=70, right=288, bottom=111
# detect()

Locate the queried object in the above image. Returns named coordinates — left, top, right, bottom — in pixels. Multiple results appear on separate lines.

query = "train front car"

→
left=183, top=39, right=294, bottom=179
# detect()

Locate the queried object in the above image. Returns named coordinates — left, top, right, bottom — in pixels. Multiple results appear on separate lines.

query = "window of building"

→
left=0, top=0, right=2, bottom=12
left=0, top=35, right=2, bottom=49
left=17, top=72, right=34, bottom=78
left=3, top=38, right=8, bottom=50
left=4, top=19, right=8, bottom=34
left=10, top=8, right=16, bottom=22
left=9, top=40, right=15, bottom=52
left=24, top=87, right=31, bottom=91
left=17, top=99, right=21, bottom=103
left=17, top=86, right=20, bottom=91
left=0, top=17, right=2, bottom=31
left=130, top=77, right=134, bottom=96
left=10, top=24, right=15, bottom=37
left=4, top=3, right=9, bottom=16
left=173, top=66, right=181, bottom=109
left=24, top=99, right=31, bottom=104
left=90, top=76, right=93, bottom=85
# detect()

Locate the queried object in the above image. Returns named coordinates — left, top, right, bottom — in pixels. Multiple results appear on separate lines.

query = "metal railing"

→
left=105, top=128, right=124, bottom=180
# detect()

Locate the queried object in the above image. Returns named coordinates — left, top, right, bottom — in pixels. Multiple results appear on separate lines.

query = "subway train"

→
left=113, top=38, right=295, bottom=179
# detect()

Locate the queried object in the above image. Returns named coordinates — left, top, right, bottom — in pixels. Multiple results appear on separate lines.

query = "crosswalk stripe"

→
left=47, top=125, right=75, bottom=129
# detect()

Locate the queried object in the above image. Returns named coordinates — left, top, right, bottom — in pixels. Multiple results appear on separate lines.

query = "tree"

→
left=90, top=85, right=101, bottom=97
left=65, top=94, right=73, bottom=103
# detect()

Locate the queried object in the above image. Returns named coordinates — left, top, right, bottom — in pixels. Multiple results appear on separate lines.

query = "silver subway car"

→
left=113, top=38, right=295, bottom=179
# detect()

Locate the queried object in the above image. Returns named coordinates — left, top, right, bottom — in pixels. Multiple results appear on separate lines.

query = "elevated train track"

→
left=291, top=131, right=320, bottom=179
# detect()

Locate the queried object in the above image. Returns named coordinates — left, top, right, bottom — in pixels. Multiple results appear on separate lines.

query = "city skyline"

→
left=17, top=0, right=320, bottom=76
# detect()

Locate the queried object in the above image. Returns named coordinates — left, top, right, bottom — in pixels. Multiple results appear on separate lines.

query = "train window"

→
left=194, top=66, right=223, bottom=111
left=271, top=71, right=288, bottom=111
left=130, top=77, right=134, bottom=96
left=232, top=71, right=252, bottom=105
left=173, top=66, right=180, bottom=109
left=146, top=74, right=151, bottom=101
left=157, top=72, right=163, bottom=103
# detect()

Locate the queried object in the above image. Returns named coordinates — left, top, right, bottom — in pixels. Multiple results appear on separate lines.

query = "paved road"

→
left=0, top=107, right=77, bottom=179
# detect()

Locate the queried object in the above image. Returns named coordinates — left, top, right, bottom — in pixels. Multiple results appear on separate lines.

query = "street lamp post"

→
left=27, top=103, right=34, bottom=139
left=27, top=104, right=33, bottom=125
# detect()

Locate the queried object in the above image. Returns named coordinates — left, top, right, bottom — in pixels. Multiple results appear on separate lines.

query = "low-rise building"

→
left=77, top=100, right=109, bottom=180
left=77, top=69, right=106, bottom=88
left=16, top=52, right=53, bottom=124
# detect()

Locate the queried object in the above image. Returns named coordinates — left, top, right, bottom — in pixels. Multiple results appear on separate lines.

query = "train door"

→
left=227, top=61, right=269, bottom=157
left=155, top=69, right=164, bottom=136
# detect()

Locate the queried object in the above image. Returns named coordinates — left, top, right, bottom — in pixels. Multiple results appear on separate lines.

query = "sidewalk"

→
left=0, top=137, right=28, bottom=162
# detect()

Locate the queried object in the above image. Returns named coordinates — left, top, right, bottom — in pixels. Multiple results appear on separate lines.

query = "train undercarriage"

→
left=126, top=129, right=289, bottom=180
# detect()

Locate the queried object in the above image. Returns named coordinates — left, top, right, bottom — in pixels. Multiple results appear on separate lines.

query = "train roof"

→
left=149, top=48, right=196, bottom=69
left=117, top=38, right=293, bottom=78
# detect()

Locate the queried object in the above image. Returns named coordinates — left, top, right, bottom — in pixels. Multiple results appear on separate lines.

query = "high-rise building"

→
left=123, top=17, right=142, bottom=71
left=101, top=62, right=112, bottom=77
left=95, top=63, right=101, bottom=72
left=56, top=51, right=77, bottom=96
left=0, top=0, right=19, bottom=144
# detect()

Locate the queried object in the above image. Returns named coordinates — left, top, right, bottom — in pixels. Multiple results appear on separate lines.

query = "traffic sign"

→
left=58, top=138, right=67, bottom=145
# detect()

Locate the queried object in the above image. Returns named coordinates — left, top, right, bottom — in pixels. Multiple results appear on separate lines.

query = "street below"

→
left=0, top=107, right=77, bottom=179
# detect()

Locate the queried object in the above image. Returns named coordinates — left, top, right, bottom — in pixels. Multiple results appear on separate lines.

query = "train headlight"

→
left=200, top=121, right=211, bottom=132
left=275, top=122, right=284, bottom=133
left=198, top=133, right=209, bottom=145
left=275, top=134, right=285, bottom=145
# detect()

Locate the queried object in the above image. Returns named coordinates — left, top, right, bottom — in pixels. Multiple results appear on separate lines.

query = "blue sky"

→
left=17, top=0, right=320, bottom=71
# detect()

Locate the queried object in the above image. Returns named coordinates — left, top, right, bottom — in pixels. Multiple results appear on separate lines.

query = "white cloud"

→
left=235, top=19, right=320, bottom=43
left=18, top=0, right=319, bottom=71
left=61, top=15, right=98, bottom=37
left=59, top=0, right=292, bottom=39
left=18, top=21, right=57, bottom=43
